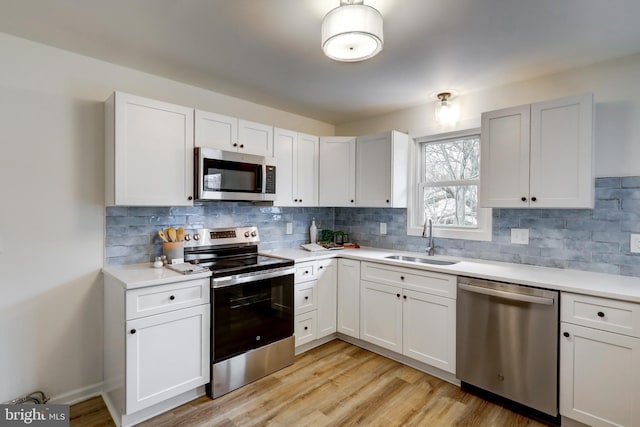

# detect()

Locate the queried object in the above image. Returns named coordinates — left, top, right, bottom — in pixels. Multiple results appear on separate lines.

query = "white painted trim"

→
left=48, top=381, right=104, bottom=405
left=407, top=125, right=493, bottom=242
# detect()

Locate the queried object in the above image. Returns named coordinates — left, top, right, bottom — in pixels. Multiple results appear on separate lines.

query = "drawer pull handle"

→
left=597, top=311, right=605, bottom=318
left=563, top=332, right=570, bottom=338
left=304, top=326, right=308, bottom=330
left=305, top=296, right=309, bottom=300
left=400, top=276, right=405, bottom=280
left=130, top=329, right=137, bottom=334
left=169, top=295, right=175, bottom=301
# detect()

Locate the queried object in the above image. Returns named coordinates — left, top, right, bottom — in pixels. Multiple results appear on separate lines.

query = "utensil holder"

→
left=162, top=242, right=184, bottom=264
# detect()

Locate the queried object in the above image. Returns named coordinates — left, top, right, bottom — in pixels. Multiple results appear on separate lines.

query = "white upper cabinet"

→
left=319, top=137, right=357, bottom=207
left=356, top=131, right=409, bottom=207
left=195, top=110, right=273, bottom=157
left=480, top=93, right=593, bottom=208
left=273, top=128, right=319, bottom=207
left=105, top=92, right=194, bottom=206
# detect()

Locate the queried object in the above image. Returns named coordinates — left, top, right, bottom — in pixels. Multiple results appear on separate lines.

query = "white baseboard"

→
left=295, top=334, right=337, bottom=355
left=48, top=381, right=104, bottom=405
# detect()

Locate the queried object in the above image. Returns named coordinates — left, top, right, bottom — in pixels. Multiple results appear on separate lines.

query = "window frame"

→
left=407, top=124, right=492, bottom=242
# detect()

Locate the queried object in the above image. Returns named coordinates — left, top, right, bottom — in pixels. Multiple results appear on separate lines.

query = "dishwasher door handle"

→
left=458, top=283, right=554, bottom=305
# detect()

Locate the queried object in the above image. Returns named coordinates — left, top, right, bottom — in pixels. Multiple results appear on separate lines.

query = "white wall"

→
left=0, top=32, right=333, bottom=404
left=335, top=53, right=640, bottom=178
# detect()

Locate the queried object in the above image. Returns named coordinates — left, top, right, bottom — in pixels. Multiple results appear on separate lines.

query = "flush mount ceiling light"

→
left=321, top=0, right=384, bottom=62
left=434, top=91, right=461, bottom=124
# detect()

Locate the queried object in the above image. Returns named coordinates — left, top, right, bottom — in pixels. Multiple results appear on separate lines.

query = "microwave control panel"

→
left=265, top=166, right=276, bottom=194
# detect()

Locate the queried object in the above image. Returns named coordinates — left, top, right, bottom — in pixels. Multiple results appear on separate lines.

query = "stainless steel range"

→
left=183, top=226, right=295, bottom=398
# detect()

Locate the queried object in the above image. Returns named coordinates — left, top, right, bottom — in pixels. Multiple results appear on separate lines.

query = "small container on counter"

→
left=162, top=242, right=184, bottom=264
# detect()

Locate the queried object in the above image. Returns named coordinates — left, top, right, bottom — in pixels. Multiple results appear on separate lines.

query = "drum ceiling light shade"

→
left=321, top=2, right=384, bottom=62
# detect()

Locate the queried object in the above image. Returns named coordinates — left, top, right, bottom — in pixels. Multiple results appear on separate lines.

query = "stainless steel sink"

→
left=384, top=255, right=459, bottom=265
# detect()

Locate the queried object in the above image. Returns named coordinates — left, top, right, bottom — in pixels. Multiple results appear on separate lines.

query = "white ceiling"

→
left=1, top=0, right=640, bottom=124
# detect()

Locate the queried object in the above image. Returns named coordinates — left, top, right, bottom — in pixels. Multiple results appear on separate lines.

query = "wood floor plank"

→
left=71, top=340, right=547, bottom=427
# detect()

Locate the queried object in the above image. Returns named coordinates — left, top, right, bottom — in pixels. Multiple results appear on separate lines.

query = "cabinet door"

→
left=480, top=104, right=531, bottom=208
left=319, top=137, right=357, bottom=207
left=294, top=280, right=318, bottom=315
left=337, top=259, right=361, bottom=338
left=125, top=305, right=209, bottom=414
left=296, top=133, right=319, bottom=206
left=273, top=128, right=297, bottom=206
left=560, top=322, right=640, bottom=427
left=360, top=280, right=402, bottom=352
left=530, top=94, right=593, bottom=208
left=356, top=133, right=392, bottom=207
left=403, top=290, right=456, bottom=373
left=194, top=110, right=237, bottom=151
left=317, top=259, right=337, bottom=338
left=295, top=311, right=317, bottom=347
left=238, top=119, right=273, bottom=156
left=111, top=92, right=194, bottom=206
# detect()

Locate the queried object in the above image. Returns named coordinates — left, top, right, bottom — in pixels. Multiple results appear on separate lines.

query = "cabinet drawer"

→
left=561, top=293, right=640, bottom=338
left=126, top=278, right=210, bottom=320
left=295, top=280, right=318, bottom=315
left=295, top=261, right=318, bottom=282
left=361, top=262, right=456, bottom=299
left=295, top=311, right=317, bottom=346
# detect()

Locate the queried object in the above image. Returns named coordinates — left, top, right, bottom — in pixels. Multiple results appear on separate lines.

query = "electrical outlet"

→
left=380, top=222, right=387, bottom=235
left=630, top=234, right=640, bottom=254
left=511, top=228, right=529, bottom=245
left=285, top=222, right=293, bottom=235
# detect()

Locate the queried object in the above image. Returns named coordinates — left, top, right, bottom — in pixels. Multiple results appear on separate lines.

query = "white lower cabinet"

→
left=104, top=275, right=210, bottom=424
left=560, top=292, right=640, bottom=427
left=294, top=259, right=337, bottom=347
left=126, top=305, right=209, bottom=414
left=337, top=258, right=361, bottom=338
left=359, top=262, right=457, bottom=374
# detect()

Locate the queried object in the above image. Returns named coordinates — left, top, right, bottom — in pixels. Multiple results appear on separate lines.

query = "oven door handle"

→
left=212, top=266, right=295, bottom=288
left=458, top=283, right=554, bottom=305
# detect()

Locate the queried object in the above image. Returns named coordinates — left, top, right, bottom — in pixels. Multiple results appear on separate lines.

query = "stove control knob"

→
left=184, top=234, right=191, bottom=241
left=244, top=231, right=250, bottom=238
left=251, top=231, right=257, bottom=237
left=193, top=233, right=200, bottom=241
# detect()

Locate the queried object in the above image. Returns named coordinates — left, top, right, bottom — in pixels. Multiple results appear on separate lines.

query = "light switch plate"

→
left=286, top=222, right=293, bottom=235
left=511, top=228, right=529, bottom=245
left=380, top=222, right=387, bottom=235
left=630, top=234, right=640, bottom=253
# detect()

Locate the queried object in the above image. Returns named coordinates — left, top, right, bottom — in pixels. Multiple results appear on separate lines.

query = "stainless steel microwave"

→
left=195, top=147, right=276, bottom=201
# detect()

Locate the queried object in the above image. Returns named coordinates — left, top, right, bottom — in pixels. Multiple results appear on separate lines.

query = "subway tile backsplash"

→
left=106, top=177, right=640, bottom=277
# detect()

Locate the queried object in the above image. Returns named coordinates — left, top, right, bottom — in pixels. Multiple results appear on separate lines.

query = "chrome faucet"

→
left=422, top=218, right=435, bottom=256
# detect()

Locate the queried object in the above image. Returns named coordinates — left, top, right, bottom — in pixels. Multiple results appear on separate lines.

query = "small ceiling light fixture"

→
left=434, top=91, right=460, bottom=124
left=321, top=0, right=384, bottom=62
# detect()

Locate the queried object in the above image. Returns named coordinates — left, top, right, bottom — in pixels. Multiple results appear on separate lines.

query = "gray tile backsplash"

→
left=106, top=177, right=640, bottom=277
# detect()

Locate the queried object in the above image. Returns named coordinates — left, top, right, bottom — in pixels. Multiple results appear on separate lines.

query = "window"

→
left=408, top=128, right=492, bottom=241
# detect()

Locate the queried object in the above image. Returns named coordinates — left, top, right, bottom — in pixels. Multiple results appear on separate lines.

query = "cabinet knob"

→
left=531, top=197, right=537, bottom=202
left=188, top=196, right=193, bottom=201
left=521, top=197, right=527, bottom=202
left=400, top=276, right=405, bottom=280
left=403, top=295, right=407, bottom=300
left=304, top=296, right=309, bottom=300
left=240, top=144, right=244, bottom=148
left=294, top=199, right=298, bottom=202
left=350, top=199, right=354, bottom=203
left=386, top=200, right=390, bottom=203
left=597, top=311, right=605, bottom=318
left=169, top=295, right=175, bottom=301
left=563, top=332, right=570, bottom=338
left=305, top=270, right=309, bottom=274
left=233, top=143, right=238, bottom=147
left=130, top=329, right=137, bottom=334
left=299, top=199, right=302, bottom=203
left=319, top=266, right=324, bottom=269
left=396, top=293, right=401, bottom=298
left=304, top=326, right=308, bottom=331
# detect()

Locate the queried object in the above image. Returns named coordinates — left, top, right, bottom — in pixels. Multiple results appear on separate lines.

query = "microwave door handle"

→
left=261, top=163, right=267, bottom=194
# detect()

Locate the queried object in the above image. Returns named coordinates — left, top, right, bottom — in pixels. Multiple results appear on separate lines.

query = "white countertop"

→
left=103, top=263, right=211, bottom=290
left=262, top=246, right=640, bottom=303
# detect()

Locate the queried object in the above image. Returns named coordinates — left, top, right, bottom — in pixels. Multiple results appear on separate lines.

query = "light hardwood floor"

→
left=71, top=340, right=546, bottom=426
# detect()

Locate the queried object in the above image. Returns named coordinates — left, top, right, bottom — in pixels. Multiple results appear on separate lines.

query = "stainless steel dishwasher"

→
left=457, top=276, right=559, bottom=418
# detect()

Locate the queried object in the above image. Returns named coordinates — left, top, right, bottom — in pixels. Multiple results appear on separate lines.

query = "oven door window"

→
left=213, top=275, right=293, bottom=362
left=203, top=158, right=262, bottom=193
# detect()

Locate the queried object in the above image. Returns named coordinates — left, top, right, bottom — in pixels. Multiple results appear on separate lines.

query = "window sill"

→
left=407, top=216, right=493, bottom=242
